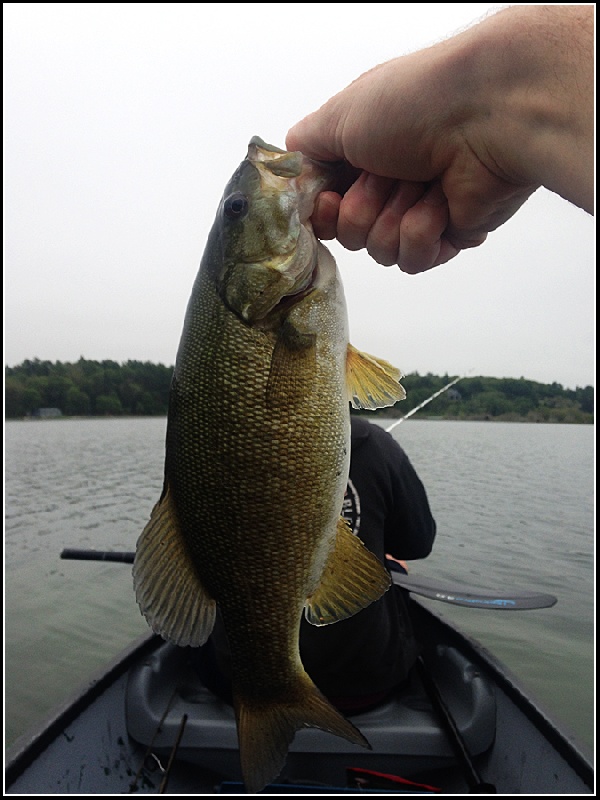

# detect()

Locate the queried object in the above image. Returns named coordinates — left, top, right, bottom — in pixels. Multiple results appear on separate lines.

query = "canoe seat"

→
left=126, top=640, right=496, bottom=787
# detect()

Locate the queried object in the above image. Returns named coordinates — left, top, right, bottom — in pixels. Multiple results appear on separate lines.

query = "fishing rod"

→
left=385, top=374, right=467, bottom=433
left=415, top=655, right=496, bottom=794
left=60, top=549, right=557, bottom=610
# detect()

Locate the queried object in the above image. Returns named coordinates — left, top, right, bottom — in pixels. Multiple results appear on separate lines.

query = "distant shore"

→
left=5, top=360, right=593, bottom=424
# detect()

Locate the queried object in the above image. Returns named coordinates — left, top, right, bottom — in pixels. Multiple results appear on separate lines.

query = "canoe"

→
left=5, top=578, right=593, bottom=795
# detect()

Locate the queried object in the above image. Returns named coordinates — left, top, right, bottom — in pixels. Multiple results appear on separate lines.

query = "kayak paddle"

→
left=60, top=548, right=557, bottom=610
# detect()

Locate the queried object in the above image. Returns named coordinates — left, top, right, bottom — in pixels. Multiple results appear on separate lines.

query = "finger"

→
left=398, top=183, right=456, bottom=274
left=398, top=184, right=490, bottom=274
left=336, top=173, right=397, bottom=251
left=309, top=192, right=341, bottom=240
left=365, top=182, right=427, bottom=266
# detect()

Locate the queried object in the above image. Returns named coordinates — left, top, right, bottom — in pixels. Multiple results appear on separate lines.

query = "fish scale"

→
left=133, top=137, right=405, bottom=792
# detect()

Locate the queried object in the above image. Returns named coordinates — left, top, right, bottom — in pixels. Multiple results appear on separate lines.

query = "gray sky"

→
left=4, top=3, right=595, bottom=390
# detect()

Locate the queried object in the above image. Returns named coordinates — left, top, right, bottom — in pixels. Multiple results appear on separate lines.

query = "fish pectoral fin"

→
left=305, top=517, right=391, bottom=626
left=133, top=481, right=216, bottom=647
left=346, top=343, right=406, bottom=410
left=266, top=321, right=317, bottom=408
left=236, top=672, right=369, bottom=794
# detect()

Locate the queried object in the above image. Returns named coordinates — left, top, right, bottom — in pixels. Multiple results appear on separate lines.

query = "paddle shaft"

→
left=60, top=549, right=557, bottom=610
left=61, top=548, right=135, bottom=563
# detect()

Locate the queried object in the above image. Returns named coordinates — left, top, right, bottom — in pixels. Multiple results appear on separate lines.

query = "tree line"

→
left=5, top=358, right=172, bottom=418
left=4, top=357, right=594, bottom=423
left=383, top=373, right=593, bottom=424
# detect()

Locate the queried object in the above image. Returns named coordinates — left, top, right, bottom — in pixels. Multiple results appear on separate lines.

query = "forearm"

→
left=286, top=4, right=593, bottom=272
left=461, top=5, right=593, bottom=213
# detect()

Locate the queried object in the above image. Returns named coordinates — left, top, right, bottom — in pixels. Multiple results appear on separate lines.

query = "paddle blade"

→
left=392, top=573, right=557, bottom=610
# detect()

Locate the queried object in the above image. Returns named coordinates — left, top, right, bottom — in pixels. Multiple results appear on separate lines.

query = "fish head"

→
left=215, top=137, right=337, bottom=325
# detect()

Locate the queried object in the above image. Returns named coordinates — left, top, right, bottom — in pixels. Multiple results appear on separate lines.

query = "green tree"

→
left=5, top=377, right=26, bottom=418
left=5, top=360, right=592, bottom=422
left=64, top=387, right=90, bottom=415
left=95, top=392, right=123, bottom=415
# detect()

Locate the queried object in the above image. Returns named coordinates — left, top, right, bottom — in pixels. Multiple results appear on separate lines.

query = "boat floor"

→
left=6, top=602, right=593, bottom=794
left=7, top=641, right=493, bottom=793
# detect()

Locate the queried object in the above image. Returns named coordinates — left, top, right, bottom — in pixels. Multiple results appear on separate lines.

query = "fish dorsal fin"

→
left=346, top=343, right=406, bottom=410
left=133, top=482, right=216, bottom=647
left=304, top=517, right=391, bottom=626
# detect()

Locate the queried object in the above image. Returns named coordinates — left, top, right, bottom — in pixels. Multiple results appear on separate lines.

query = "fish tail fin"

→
left=236, top=673, right=369, bottom=793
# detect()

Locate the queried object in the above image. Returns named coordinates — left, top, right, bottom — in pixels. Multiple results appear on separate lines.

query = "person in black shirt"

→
left=194, top=414, right=436, bottom=711
left=299, top=415, right=436, bottom=711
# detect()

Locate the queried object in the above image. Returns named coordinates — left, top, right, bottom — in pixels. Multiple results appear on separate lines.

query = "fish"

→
left=133, top=137, right=406, bottom=793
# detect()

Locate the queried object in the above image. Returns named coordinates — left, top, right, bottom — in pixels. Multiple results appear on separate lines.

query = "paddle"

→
left=59, top=548, right=557, bottom=610
left=391, top=572, right=557, bottom=609
left=61, top=548, right=136, bottom=564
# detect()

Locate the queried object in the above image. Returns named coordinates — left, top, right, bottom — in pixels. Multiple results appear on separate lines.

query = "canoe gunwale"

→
left=412, top=601, right=594, bottom=790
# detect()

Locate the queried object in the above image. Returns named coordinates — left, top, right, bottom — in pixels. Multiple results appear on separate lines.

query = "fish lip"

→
left=293, top=161, right=340, bottom=219
left=249, top=137, right=341, bottom=215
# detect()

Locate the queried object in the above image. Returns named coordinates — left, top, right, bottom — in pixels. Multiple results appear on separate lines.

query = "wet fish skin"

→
left=133, top=137, right=405, bottom=793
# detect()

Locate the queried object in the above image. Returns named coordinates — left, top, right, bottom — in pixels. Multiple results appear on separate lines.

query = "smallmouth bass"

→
left=133, top=137, right=405, bottom=792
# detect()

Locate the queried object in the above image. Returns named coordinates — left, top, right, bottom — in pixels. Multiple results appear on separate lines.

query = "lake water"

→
left=4, top=417, right=594, bottom=760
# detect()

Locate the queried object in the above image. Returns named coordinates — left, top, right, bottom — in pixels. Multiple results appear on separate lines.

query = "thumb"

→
left=286, top=106, right=345, bottom=162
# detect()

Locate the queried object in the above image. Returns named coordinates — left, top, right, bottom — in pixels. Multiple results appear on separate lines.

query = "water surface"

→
left=4, top=418, right=594, bottom=758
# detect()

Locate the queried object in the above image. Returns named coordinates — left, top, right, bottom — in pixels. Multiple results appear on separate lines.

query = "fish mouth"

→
left=249, top=136, right=340, bottom=218
left=248, top=136, right=358, bottom=208
left=221, top=139, right=337, bottom=325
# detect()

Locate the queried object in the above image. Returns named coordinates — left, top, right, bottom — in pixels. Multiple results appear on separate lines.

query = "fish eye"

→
left=223, top=192, right=249, bottom=220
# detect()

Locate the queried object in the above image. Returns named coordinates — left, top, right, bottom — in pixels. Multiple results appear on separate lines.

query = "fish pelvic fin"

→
left=133, top=481, right=216, bottom=647
left=346, top=343, right=406, bottom=409
left=305, top=517, right=391, bottom=626
left=236, top=672, right=369, bottom=794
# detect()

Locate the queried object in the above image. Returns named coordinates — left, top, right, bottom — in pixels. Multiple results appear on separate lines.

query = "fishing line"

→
left=385, top=374, right=469, bottom=432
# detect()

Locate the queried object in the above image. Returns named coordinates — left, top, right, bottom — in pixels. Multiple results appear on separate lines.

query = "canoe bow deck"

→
left=5, top=600, right=593, bottom=794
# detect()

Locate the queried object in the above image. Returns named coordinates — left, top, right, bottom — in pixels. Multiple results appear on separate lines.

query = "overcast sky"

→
left=4, top=3, right=595, bottom=390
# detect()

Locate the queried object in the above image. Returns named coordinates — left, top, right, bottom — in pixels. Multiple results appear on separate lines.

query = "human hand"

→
left=385, top=554, right=408, bottom=574
left=286, top=6, right=593, bottom=274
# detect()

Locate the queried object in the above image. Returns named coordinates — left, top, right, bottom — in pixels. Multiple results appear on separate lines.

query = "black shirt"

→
left=299, top=416, right=436, bottom=703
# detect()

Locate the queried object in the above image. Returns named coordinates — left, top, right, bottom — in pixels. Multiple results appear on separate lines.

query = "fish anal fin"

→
left=346, top=343, right=406, bottom=410
left=266, top=321, right=317, bottom=408
left=305, top=517, right=391, bottom=626
left=133, top=481, right=216, bottom=647
left=236, top=672, right=369, bottom=794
